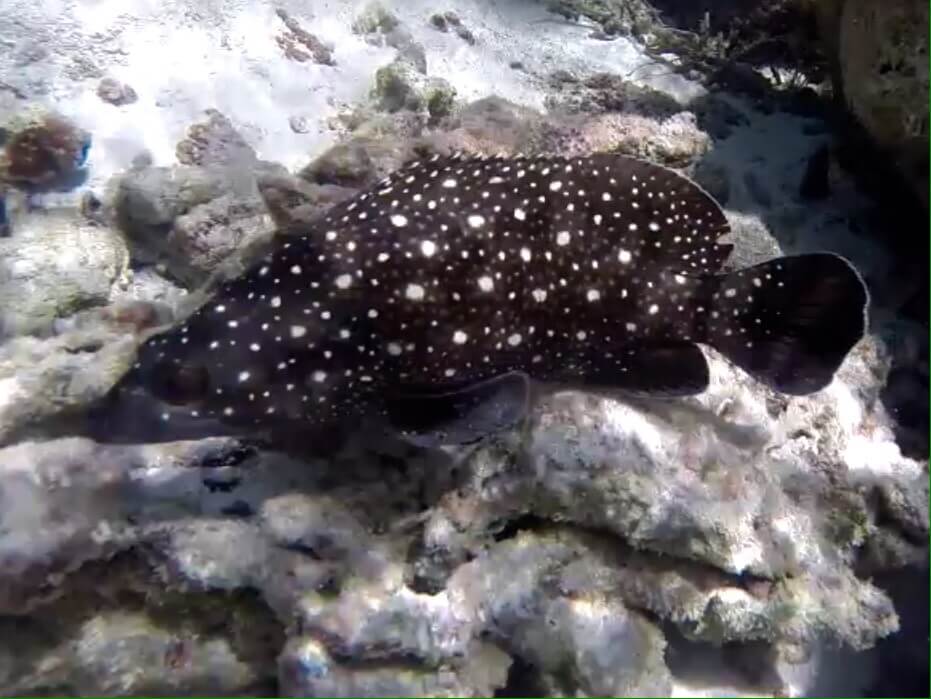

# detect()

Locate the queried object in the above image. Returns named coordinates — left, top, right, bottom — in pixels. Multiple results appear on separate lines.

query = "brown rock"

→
left=96, top=78, right=137, bottom=106
left=276, top=9, right=335, bottom=65
left=0, top=113, right=90, bottom=188
left=175, top=109, right=256, bottom=167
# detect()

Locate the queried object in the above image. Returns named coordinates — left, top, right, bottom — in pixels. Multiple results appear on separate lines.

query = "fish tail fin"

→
left=701, top=253, right=869, bottom=395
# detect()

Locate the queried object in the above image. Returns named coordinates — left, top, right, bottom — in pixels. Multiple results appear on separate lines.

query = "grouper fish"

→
left=89, top=152, right=869, bottom=447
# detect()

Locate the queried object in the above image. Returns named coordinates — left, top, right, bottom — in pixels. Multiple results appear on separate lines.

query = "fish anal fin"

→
left=385, top=371, right=532, bottom=446
left=551, top=342, right=710, bottom=397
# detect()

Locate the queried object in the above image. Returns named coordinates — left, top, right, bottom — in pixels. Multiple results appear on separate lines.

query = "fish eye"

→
left=148, top=362, right=210, bottom=405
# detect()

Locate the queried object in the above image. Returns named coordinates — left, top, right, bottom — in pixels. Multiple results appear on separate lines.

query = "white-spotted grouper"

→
left=89, top=152, right=869, bottom=447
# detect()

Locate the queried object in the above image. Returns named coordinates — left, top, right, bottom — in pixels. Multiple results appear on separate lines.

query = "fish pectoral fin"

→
left=385, top=371, right=532, bottom=447
left=562, top=342, right=710, bottom=397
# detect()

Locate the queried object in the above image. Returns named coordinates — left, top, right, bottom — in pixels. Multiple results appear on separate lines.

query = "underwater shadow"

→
left=115, top=427, right=472, bottom=536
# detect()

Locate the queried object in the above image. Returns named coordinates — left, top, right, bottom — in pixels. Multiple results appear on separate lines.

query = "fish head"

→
left=88, top=249, right=379, bottom=445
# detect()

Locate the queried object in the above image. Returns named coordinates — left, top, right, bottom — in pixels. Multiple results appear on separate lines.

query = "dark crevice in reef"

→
left=662, top=622, right=785, bottom=696
left=491, top=512, right=553, bottom=542
left=495, top=652, right=548, bottom=698
left=862, top=567, right=930, bottom=698
left=406, top=512, right=556, bottom=595
left=879, top=361, right=929, bottom=461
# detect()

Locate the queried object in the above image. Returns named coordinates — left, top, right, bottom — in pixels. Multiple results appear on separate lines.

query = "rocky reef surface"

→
left=0, top=0, right=926, bottom=696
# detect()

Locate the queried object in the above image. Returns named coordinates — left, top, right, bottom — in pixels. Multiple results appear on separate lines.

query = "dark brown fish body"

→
left=90, top=153, right=869, bottom=446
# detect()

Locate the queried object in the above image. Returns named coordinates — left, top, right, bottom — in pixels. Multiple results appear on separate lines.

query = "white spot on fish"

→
left=421, top=240, right=437, bottom=257
left=290, top=325, right=307, bottom=338
left=467, top=214, right=485, bottom=228
left=586, top=289, right=601, bottom=302
left=477, top=275, right=494, bottom=292
left=405, top=283, right=426, bottom=301
left=507, top=333, right=522, bottom=346
left=556, top=231, right=571, bottom=246
left=453, top=330, right=468, bottom=344
left=390, top=214, right=408, bottom=227
left=335, top=274, right=352, bottom=289
left=618, top=249, right=632, bottom=263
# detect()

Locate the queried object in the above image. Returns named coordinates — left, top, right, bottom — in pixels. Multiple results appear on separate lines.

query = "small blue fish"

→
left=90, top=152, right=869, bottom=447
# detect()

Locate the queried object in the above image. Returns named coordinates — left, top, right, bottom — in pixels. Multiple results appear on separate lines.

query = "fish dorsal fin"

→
left=544, top=153, right=734, bottom=276
left=393, top=152, right=734, bottom=276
